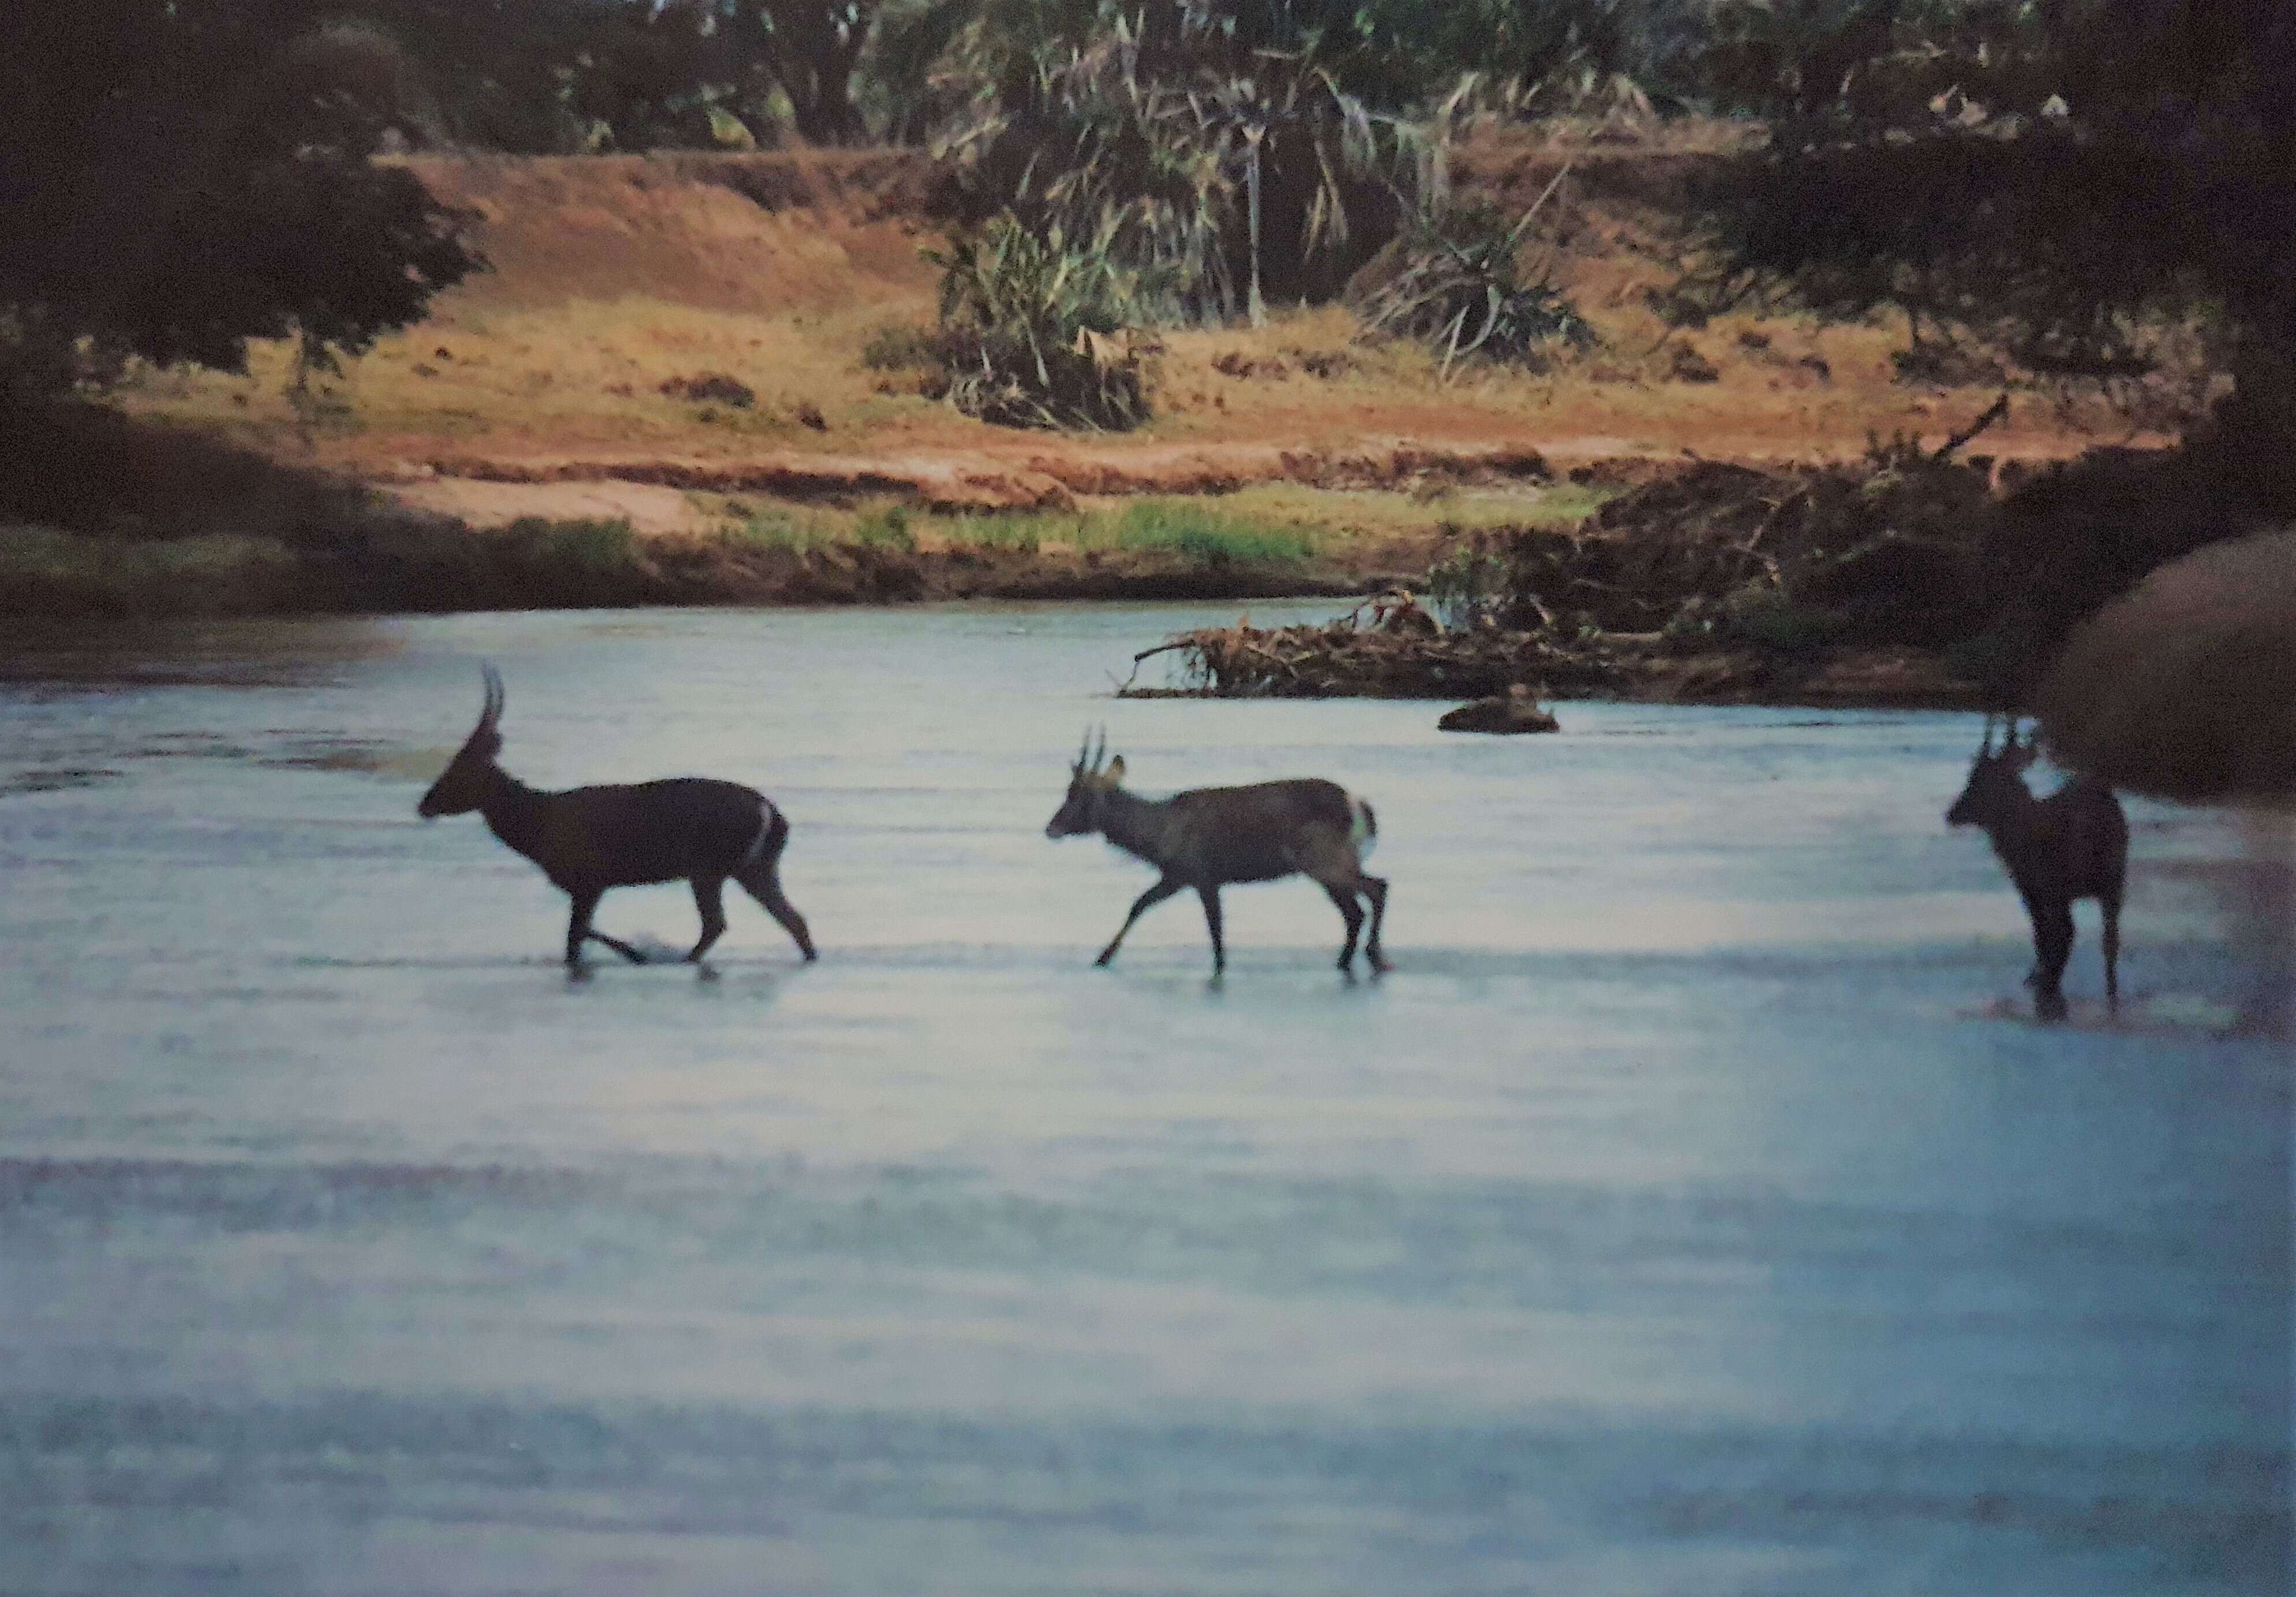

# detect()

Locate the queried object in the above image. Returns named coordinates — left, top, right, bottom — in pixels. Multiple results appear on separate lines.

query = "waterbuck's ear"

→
left=1103, top=755, right=1125, bottom=785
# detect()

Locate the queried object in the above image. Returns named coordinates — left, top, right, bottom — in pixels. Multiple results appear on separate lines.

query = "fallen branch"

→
left=1931, top=391, right=2011, bottom=462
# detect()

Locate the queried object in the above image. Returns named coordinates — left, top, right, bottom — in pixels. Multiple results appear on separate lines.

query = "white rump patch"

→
left=1349, top=796, right=1377, bottom=861
left=738, top=799, right=778, bottom=867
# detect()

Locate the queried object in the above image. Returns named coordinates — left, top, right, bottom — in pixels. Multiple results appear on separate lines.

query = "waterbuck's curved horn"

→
left=1979, top=712, right=1998, bottom=756
left=1074, top=728, right=1093, bottom=772
left=461, top=663, right=504, bottom=750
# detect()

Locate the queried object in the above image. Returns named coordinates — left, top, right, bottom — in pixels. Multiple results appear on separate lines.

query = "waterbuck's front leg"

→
left=688, top=875, right=728, bottom=963
left=1198, top=884, right=1225, bottom=974
left=566, top=887, right=644, bottom=967
left=1097, top=876, right=1184, bottom=967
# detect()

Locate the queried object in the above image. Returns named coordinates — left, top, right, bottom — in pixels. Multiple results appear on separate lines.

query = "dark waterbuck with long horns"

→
left=1946, top=716, right=2127, bottom=1021
left=417, top=666, right=816, bottom=968
left=1045, top=731, right=1389, bottom=975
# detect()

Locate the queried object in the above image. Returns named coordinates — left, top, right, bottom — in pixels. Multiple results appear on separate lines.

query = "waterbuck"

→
left=417, top=666, right=816, bottom=968
left=1044, top=731, right=1389, bottom=975
left=1946, top=716, right=2128, bottom=1021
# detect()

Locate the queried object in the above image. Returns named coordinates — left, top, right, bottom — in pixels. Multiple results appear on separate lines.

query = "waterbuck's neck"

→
left=475, top=764, right=551, bottom=861
left=1976, top=783, right=2056, bottom=884
left=1097, top=786, right=1176, bottom=871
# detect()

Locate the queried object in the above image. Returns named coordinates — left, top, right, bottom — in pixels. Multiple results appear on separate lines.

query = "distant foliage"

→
left=922, top=3, right=1436, bottom=323
left=226, top=21, right=451, bottom=157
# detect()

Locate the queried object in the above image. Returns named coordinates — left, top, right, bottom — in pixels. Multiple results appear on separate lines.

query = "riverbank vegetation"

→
left=2, top=1, right=2286, bottom=715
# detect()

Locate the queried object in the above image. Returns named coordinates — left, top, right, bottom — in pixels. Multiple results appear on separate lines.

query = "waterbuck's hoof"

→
left=2035, top=992, right=2069, bottom=1023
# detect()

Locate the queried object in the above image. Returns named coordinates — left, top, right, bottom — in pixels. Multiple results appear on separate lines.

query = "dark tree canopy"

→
left=1, top=3, right=484, bottom=396
left=1701, top=0, right=2296, bottom=370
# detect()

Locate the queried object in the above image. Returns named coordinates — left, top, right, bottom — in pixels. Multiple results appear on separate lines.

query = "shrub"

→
left=1423, top=540, right=1509, bottom=630
left=923, top=213, right=1154, bottom=430
left=859, top=321, right=941, bottom=373
left=1350, top=200, right=1596, bottom=373
left=660, top=373, right=756, bottom=408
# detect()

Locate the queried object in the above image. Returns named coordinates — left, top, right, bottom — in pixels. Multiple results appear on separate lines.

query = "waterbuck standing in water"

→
left=1946, top=716, right=2127, bottom=1021
left=417, top=665, right=816, bottom=968
left=1045, top=730, right=1389, bottom=975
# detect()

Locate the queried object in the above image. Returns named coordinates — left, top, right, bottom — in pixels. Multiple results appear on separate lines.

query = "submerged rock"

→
left=1438, top=684, right=1559, bottom=734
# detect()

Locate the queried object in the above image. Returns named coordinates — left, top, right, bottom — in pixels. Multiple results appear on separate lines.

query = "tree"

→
left=732, top=1, right=880, bottom=144
left=0, top=3, right=483, bottom=401
left=1699, top=0, right=2296, bottom=383
left=1690, top=0, right=2296, bottom=693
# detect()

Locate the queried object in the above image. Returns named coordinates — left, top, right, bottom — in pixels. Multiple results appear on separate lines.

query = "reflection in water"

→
left=0, top=603, right=2286, bottom=1596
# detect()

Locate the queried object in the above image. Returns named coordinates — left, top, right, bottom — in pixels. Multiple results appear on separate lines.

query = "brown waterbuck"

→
left=1045, top=730, right=1389, bottom=975
left=417, top=666, right=816, bottom=968
left=1946, top=716, right=2128, bottom=1021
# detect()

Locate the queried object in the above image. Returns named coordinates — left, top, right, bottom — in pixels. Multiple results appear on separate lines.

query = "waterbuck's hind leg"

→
left=735, top=863, right=817, bottom=961
left=1360, top=874, right=1390, bottom=973
left=1319, top=879, right=1364, bottom=970
left=688, top=875, right=729, bottom=963
left=2029, top=897, right=2075, bottom=1022
left=2101, top=894, right=2122, bottom=1016
left=1098, top=877, right=1184, bottom=967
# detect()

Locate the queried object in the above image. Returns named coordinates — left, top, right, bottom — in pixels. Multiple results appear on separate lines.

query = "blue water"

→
left=0, top=604, right=2287, bottom=1595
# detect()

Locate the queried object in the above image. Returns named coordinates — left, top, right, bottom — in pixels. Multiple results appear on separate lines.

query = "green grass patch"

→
left=851, top=505, right=916, bottom=551
left=918, top=499, right=1321, bottom=566
left=0, top=524, right=305, bottom=615
left=1093, top=501, right=1318, bottom=564
left=503, top=515, right=641, bottom=573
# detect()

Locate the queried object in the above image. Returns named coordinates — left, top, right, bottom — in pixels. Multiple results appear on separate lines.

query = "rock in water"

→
left=1438, top=684, right=1559, bottom=735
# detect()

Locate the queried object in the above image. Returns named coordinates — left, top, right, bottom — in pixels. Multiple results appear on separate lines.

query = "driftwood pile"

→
left=1119, top=596, right=1619, bottom=699
left=1117, top=409, right=2041, bottom=705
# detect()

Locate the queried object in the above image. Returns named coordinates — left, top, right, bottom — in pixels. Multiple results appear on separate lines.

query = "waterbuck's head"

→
left=1045, top=729, right=1125, bottom=840
left=1946, top=715, right=2039, bottom=829
left=418, top=664, right=506, bottom=819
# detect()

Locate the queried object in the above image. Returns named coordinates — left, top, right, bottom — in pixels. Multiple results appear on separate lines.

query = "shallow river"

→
left=0, top=603, right=2287, bottom=1596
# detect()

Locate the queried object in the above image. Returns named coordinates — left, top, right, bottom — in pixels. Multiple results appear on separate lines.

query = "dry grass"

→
left=122, top=296, right=949, bottom=455
left=124, top=290, right=2117, bottom=476
left=113, top=141, right=2183, bottom=486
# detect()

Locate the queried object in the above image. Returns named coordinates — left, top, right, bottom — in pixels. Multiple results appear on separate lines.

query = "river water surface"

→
left=1, top=603, right=2287, bottom=1595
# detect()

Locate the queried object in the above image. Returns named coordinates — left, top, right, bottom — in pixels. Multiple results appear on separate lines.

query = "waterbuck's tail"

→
left=739, top=798, right=790, bottom=872
left=1350, top=796, right=1378, bottom=862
